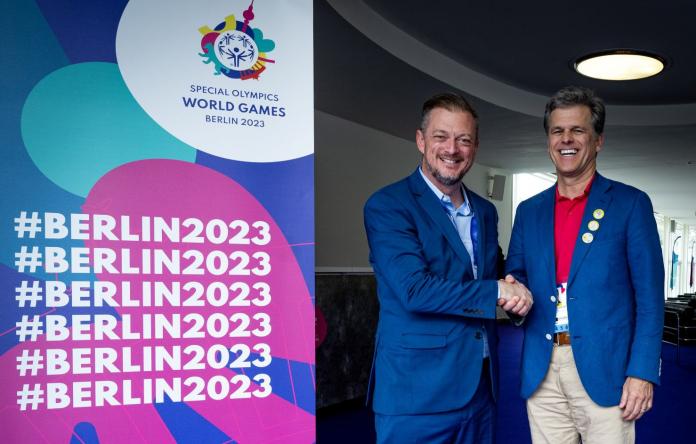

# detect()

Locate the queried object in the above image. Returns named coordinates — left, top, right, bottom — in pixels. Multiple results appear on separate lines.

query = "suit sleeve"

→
left=625, top=192, right=664, bottom=384
left=364, top=191, right=499, bottom=319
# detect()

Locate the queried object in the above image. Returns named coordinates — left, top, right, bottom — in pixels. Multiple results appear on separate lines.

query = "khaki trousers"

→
left=527, top=346, right=634, bottom=444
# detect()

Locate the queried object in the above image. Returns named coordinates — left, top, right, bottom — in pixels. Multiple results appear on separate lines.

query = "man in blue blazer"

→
left=506, top=86, right=664, bottom=443
left=364, top=93, right=533, bottom=444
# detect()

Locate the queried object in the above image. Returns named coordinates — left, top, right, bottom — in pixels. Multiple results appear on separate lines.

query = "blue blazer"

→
left=506, top=173, right=664, bottom=407
left=364, top=169, right=500, bottom=415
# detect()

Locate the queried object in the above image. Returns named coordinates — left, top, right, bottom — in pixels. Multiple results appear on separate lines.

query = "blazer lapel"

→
left=537, top=186, right=557, bottom=284
left=567, top=174, right=613, bottom=287
left=408, top=170, right=473, bottom=269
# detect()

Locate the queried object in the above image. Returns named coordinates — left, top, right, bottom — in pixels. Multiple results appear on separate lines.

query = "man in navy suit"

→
left=506, top=86, right=664, bottom=443
left=364, top=93, right=533, bottom=444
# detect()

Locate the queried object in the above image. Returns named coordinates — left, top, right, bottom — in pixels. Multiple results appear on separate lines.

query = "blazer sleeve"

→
left=364, top=191, right=499, bottom=319
left=505, top=202, right=529, bottom=288
left=504, top=205, right=529, bottom=326
left=625, top=191, right=665, bottom=384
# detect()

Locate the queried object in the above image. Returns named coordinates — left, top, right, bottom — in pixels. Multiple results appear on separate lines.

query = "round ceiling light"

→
left=575, top=50, right=665, bottom=81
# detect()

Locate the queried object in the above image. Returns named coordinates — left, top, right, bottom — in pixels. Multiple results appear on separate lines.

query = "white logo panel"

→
left=116, top=0, right=313, bottom=162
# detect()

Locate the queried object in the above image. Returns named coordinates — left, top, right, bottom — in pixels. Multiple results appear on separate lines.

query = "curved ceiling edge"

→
left=327, top=0, right=696, bottom=126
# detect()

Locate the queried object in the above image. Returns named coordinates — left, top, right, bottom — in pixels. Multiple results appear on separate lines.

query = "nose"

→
left=442, top=137, right=457, bottom=153
left=561, top=130, right=574, bottom=144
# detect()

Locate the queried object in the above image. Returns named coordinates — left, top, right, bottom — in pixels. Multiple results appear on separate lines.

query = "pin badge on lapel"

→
left=582, top=232, right=594, bottom=243
left=588, top=220, right=600, bottom=231
left=593, top=209, right=605, bottom=220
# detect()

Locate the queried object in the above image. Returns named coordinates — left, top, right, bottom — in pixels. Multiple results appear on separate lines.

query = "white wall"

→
left=316, top=110, right=513, bottom=269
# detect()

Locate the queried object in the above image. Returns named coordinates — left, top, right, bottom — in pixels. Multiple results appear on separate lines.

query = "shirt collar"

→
left=555, top=173, right=596, bottom=203
left=418, top=167, right=472, bottom=214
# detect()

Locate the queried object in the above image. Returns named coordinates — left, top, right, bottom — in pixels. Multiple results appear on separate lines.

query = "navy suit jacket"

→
left=364, top=169, right=500, bottom=415
left=506, top=173, right=664, bottom=406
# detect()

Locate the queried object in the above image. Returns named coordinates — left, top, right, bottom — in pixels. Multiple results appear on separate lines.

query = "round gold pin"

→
left=582, top=232, right=594, bottom=243
left=588, top=220, right=600, bottom=231
left=593, top=209, right=605, bottom=220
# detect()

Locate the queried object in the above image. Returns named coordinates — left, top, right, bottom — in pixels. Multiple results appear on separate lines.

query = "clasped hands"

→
left=497, top=274, right=533, bottom=316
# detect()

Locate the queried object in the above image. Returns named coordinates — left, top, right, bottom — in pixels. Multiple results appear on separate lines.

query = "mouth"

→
left=439, top=156, right=462, bottom=165
left=559, top=149, right=578, bottom=157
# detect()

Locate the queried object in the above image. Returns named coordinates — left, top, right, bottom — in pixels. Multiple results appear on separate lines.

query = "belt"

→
left=554, top=331, right=571, bottom=346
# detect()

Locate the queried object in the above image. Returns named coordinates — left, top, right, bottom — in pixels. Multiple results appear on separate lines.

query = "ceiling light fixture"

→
left=574, top=50, right=665, bottom=81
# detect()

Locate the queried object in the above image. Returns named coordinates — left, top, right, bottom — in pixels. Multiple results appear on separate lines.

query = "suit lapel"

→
left=567, top=174, right=613, bottom=287
left=468, top=188, right=486, bottom=279
left=408, top=170, right=473, bottom=269
left=537, top=186, right=557, bottom=284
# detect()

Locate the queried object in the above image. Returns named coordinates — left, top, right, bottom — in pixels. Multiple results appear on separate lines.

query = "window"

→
left=512, top=173, right=556, bottom=222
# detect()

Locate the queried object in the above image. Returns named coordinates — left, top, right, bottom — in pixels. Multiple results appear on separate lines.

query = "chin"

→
left=435, top=173, right=464, bottom=186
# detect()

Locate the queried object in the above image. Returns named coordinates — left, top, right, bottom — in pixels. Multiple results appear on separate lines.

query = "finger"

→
left=497, top=298, right=506, bottom=306
left=628, top=404, right=642, bottom=421
left=640, top=402, right=650, bottom=417
left=501, top=298, right=518, bottom=311
left=517, top=303, right=531, bottom=316
left=625, top=394, right=646, bottom=421
left=512, top=295, right=532, bottom=314
left=630, top=404, right=644, bottom=421
left=619, top=386, right=628, bottom=409
left=623, top=406, right=638, bottom=421
left=622, top=396, right=638, bottom=420
left=502, top=296, right=520, bottom=311
left=517, top=300, right=533, bottom=315
left=505, top=274, right=516, bottom=283
left=511, top=297, right=528, bottom=314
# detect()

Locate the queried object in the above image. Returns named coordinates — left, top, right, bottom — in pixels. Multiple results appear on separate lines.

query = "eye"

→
left=456, top=137, right=473, bottom=146
left=573, top=128, right=585, bottom=134
left=433, top=135, right=446, bottom=141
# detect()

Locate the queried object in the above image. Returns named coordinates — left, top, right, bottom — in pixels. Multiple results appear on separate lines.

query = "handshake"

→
left=497, top=274, right=533, bottom=316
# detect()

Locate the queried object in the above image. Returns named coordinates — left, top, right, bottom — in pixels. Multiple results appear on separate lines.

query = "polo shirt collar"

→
left=555, top=173, right=596, bottom=202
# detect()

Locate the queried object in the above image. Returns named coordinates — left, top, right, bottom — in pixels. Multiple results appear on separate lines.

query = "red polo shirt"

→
left=554, top=176, right=595, bottom=284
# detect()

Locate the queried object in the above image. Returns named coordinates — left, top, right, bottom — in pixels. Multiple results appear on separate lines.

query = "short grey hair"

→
left=420, top=92, right=479, bottom=139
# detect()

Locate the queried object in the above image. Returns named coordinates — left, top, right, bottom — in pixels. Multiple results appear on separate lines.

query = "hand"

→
left=497, top=274, right=533, bottom=316
left=619, top=376, right=653, bottom=420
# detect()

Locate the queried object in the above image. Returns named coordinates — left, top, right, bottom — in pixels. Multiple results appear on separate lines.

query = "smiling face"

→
left=547, top=105, right=604, bottom=183
left=417, top=107, right=478, bottom=194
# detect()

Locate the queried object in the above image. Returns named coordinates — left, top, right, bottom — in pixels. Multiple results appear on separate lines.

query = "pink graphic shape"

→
left=201, top=32, right=217, bottom=51
left=1, top=159, right=314, bottom=443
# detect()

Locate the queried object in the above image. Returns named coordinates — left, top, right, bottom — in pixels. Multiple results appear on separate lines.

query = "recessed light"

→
left=575, top=50, right=665, bottom=81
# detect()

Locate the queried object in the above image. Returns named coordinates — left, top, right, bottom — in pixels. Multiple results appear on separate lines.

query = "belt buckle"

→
left=554, top=332, right=570, bottom=346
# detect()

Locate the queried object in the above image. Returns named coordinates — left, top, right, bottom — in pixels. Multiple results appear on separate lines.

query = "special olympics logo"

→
left=198, top=1, right=275, bottom=80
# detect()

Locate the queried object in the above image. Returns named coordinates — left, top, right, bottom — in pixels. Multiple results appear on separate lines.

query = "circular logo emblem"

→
left=588, top=220, right=600, bottom=231
left=214, top=30, right=259, bottom=72
left=593, top=209, right=605, bottom=220
left=582, top=232, right=594, bottom=243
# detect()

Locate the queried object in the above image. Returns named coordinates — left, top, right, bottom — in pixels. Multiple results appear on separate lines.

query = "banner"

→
left=1, top=1, right=315, bottom=442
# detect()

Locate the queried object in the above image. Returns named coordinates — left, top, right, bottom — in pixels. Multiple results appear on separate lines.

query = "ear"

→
left=595, top=133, right=604, bottom=153
left=416, top=129, right=426, bottom=155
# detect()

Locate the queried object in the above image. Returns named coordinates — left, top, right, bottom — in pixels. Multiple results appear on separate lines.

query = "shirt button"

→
left=545, top=333, right=552, bottom=340
left=475, top=332, right=483, bottom=339
left=550, top=295, right=557, bottom=303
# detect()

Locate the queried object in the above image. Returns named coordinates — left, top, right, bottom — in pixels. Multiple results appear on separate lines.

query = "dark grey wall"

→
left=316, top=273, right=379, bottom=408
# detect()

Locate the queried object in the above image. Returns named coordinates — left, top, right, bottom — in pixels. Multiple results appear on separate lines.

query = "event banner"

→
left=2, top=1, right=315, bottom=442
